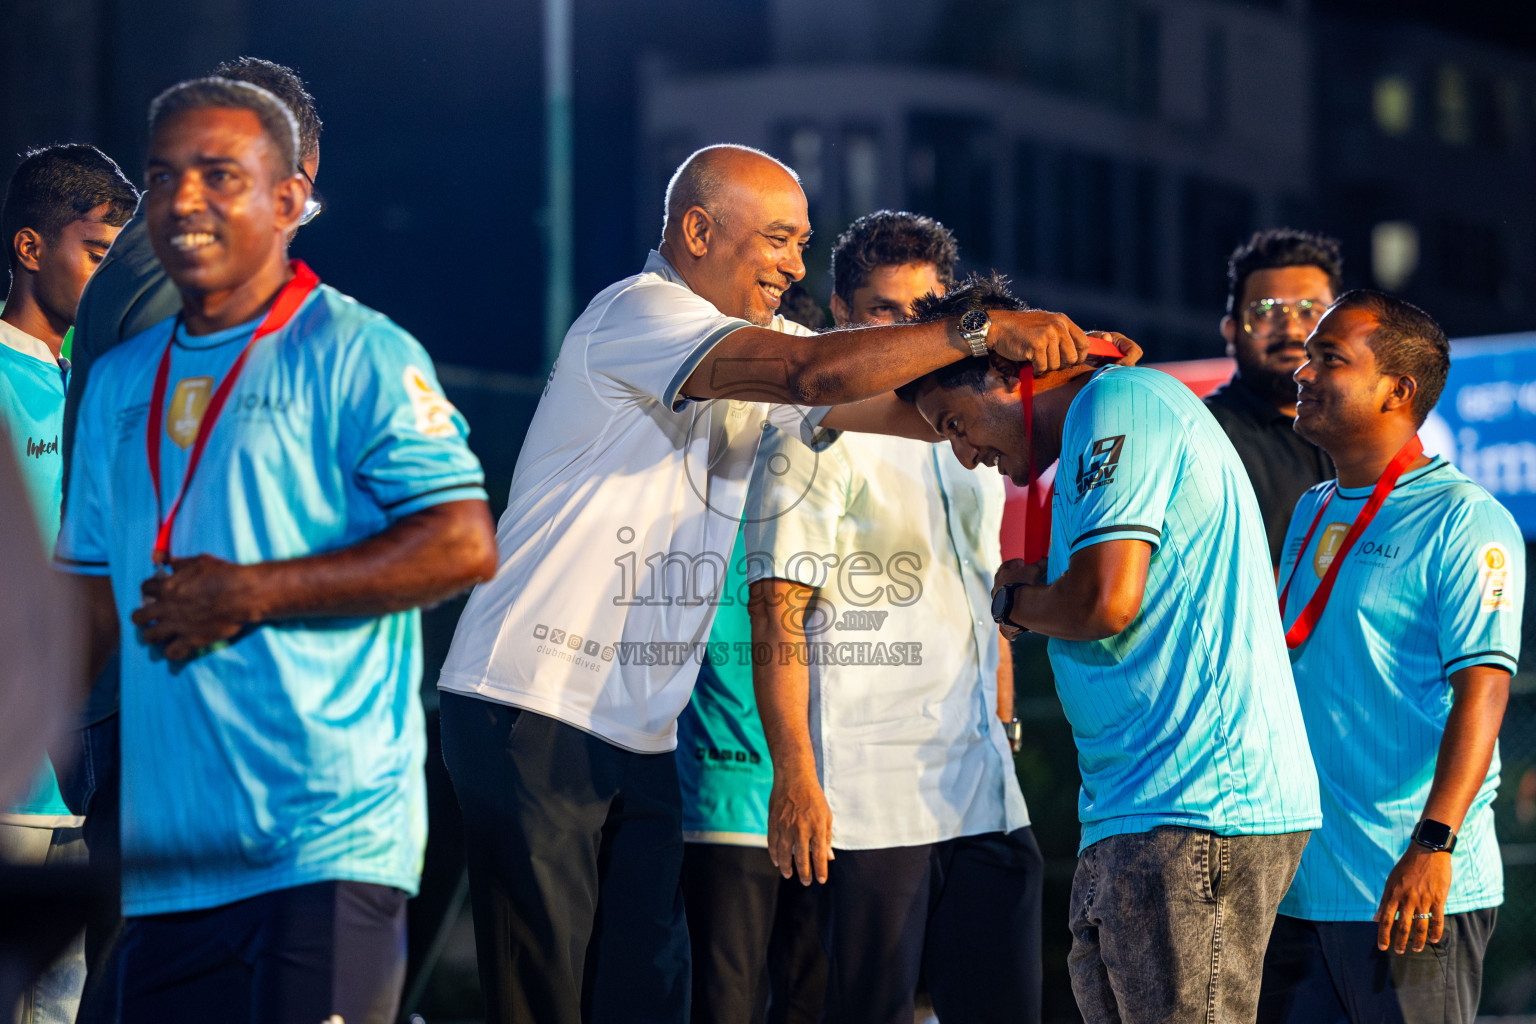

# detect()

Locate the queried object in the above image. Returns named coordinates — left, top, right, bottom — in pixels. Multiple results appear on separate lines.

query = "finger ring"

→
left=1413, top=913, right=1433, bottom=920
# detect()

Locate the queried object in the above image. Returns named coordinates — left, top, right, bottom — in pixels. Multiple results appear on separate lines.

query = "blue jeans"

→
left=1069, top=826, right=1310, bottom=1024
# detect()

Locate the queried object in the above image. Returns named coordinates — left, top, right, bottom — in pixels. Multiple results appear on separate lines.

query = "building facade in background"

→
left=640, top=0, right=1536, bottom=362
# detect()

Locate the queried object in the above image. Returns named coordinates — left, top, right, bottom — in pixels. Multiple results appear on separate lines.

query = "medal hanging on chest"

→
left=1277, top=435, right=1423, bottom=649
left=145, top=261, right=319, bottom=568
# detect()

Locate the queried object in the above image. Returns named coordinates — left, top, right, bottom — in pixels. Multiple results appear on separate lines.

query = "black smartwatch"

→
left=1411, top=818, right=1457, bottom=853
left=991, top=583, right=1023, bottom=629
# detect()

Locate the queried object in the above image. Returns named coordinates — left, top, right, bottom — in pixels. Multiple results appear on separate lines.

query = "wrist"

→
left=1410, top=817, right=1458, bottom=853
left=231, top=563, right=272, bottom=625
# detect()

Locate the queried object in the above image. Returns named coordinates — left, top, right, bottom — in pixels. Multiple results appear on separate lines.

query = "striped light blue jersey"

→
left=56, top=285, right=487, bottom=916
left=676, top=527, right=774, bottom=845
left=0, top=321, right=76, bottom=822
left=1047, top=366, right=1321, bottom=852
left=1278, top=457, right=1523, bottom=920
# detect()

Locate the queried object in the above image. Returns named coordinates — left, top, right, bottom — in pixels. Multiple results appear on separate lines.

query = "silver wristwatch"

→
left=958, top=308, right=991, bottom=358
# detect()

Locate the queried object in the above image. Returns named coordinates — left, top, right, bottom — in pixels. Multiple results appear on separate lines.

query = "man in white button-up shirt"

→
left=747, top=250, right=1040, bottom=1024
left=438, top=145, right=1128, bottom=1024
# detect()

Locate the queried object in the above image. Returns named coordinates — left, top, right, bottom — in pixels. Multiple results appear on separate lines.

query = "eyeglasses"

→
left=1240, top=298, right=1327, bottom=336
left=297, top=164, right=323, bottom=226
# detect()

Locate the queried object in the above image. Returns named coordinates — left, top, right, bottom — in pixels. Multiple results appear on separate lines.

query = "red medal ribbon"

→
left=146, top=260, right=319, bottom=565
left=1277, top=434, right=1424, bottom=650
left=1016, top=339, right=1123, bottom=562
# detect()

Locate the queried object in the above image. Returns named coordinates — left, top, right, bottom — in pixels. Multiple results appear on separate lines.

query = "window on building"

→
left=1132, top=7, right=1160, bottom=117
left=785, top=125, right=825, bottom=201
left=906, top=112, right=996, bottom=262
left=1371, top=221, right=1419, bottom=290
left=1436, top=219, right=1503, bottom=299
left=1373, top=75, right=1413, bottom=137
left=1040, top=148, right=1113, bottom=289
left=1013, top=141, right=1040, bottom=276
left=1437, top=65, right=1472, bottom=146
left=1179, top=176, right=1255, bottom=309
left=1131, top=164, right=1160, bottom=301
left=1204, top=24, right=1228, bottom=130
left=842, top=128, right=881, bottom=220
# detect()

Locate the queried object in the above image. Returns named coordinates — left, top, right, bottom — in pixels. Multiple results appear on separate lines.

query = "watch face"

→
left=990, top=585, right=1011, bottom=622
left=1414, top=819, right=1455, bottom=850
left=960, top=308, right=989, bottom=335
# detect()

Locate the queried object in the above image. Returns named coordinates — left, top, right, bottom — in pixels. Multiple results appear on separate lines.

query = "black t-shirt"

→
left=1204, top=376, right=1334, bottom=568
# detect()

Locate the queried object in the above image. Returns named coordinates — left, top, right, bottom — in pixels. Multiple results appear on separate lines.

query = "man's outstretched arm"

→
left=132, top=499, right=498, bottom=661
left=682, top=312, right=1118, bottom=408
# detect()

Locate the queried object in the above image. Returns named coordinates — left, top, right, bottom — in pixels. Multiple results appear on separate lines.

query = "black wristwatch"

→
left=991, top=583, right=1023, bottom=629
left=1411, top=818, right=1457, bottom=853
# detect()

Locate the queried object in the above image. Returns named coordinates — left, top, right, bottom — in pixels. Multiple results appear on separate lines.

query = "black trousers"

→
left=440, top=692, right=690, bottom=1024
left=1258, top=910, right=1497, bottom=1024
left=681, top=843, right=826, bottom=1024
left=820, top=827, right=1044, bottom=1024
left=55, top=710, right=121, bottom=1024
left=116, top=880, right=407, bottom=1024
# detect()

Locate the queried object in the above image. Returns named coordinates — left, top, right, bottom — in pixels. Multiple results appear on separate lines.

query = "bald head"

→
left=656, top=144, right=812, bottom=326
left=662, top=145, right=801, bottom=239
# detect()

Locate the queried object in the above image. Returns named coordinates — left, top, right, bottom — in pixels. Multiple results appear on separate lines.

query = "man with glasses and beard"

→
left=1205, top=229, right=1340, bottom=569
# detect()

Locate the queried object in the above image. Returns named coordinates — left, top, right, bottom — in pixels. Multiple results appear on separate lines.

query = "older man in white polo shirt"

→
left=746, top=272, right=1040, bottom=1024
left=437, top=144, right=1127, bottom=1024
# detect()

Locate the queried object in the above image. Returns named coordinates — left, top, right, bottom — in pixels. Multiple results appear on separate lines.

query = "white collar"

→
left=0, top=317, right=57, bottom=365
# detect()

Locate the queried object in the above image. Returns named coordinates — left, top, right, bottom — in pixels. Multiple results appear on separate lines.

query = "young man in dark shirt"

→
left=1204, top=229, right=1338, bottom=568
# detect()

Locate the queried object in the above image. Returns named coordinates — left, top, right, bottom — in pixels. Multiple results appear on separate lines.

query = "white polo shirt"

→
left=744, top=429, right=1031, bottom=850
left=439, top=251, right=825, bottom=753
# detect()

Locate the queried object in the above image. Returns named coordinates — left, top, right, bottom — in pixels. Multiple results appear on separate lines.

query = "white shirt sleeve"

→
left=583, top=277, right=751, bottom=412
left=743, top=426, right=850, bottom=590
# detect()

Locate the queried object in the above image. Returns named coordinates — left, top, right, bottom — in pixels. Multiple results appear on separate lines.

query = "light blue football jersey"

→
left=56, top=283, right=487, bottom=915
left=1278, top=456, right=1523, bottom=920
left=1046, top=366, right=1321, bottom=852
left=0, top=325, right=75, bottom=821
left=676, top=527, right=773, bottom=845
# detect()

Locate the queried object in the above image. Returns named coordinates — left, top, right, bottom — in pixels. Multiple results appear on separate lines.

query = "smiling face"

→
left=912, top=370, right=1033, bottom=483
left=1293, top=305, right=1395, bottom=451
left=678, top=159, right=810, bottom=326
left=144, top=105, right=303, bottom=300
left=832, top=261, right=945, bottom=327
left=1223, top=265, right=1336, bottom=408
left=33, top=203, right=122, bottom=325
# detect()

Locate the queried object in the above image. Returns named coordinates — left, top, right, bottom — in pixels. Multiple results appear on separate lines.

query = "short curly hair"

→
left=832, top=210, right=958, bottom=304
left=1226, top=228, right=1343, bottom=313
left=894, top=271, right=1031, bottom=403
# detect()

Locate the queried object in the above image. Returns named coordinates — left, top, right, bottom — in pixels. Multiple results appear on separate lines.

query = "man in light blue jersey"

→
left=1, top=142, right=136, bottom=1024
left=54, top=58, right=324, bottom=1022
left=54, top=77, right=497, bottom=1024
left=1256, top=292, right=1522, bottom=1024
left=750, top=267, right=1040, bottom=1024
left=897, top=280, right=1321, bottom=1024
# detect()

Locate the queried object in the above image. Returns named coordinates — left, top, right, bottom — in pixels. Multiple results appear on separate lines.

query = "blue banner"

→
left=1423, top=333, right=1536, bottom=539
